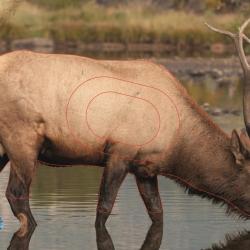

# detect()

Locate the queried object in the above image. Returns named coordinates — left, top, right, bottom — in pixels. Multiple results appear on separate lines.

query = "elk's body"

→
left=0, top=51, right=182, bottom=167
left=2, top=20, right=250, bottom=237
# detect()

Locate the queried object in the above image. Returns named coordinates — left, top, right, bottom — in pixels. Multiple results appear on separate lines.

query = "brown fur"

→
left=0, top=50, right=250, bottom=231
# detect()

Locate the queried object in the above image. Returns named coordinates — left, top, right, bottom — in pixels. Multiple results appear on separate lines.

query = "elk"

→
left=0, top=19, right=250, bottom=238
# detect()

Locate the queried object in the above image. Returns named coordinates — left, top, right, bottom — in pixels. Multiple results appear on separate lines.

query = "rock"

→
left=201, top=102, right=210, bottom=110
left=217, top=76, right=239, bottom=87
left=210, top=108, right=223, bottom=116
left=190, top=69, right=206, bottom=77
left=216, top=77, right=232, bottom=86
left=201, top=103, right=212, bottom=113
left=210, top=69, right=223, bottom=79
left=222, top=109, right=230, bottom=115
left=231, top=109, right=241, bottom=116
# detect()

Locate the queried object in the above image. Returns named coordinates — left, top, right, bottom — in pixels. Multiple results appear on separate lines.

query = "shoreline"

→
left=1, top=39, right=243, bottom=81
left=0, top=37, right=235, bottom=57
left=0, top=40, right=243, bottom=82
left=158, top=56, right=243, bottom=82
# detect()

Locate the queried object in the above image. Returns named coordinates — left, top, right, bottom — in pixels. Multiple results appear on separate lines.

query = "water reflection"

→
left=7, top=226, right=35, bottom=250
left=96, top=223, right=163, bottom=250
left=1, top=149, right=250, bottom=249
left=6, top=223, right=250, bottom=250
left=6, top=222, right=163, bottom=250
left=203, top=231, right=250, bottom=250
left=139, top=223, right=163, bottom=250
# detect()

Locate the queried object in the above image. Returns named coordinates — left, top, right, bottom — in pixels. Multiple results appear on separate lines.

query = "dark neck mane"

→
left=163, top=99, right=249, bottom=219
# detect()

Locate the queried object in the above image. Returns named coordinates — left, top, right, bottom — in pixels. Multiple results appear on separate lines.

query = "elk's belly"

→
left=37, top=142, right=106, bottom=167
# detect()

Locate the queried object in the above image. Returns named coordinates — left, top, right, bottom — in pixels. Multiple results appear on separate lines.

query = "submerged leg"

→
left=8, top=222, right=35, bottom=250
left=95, top=224, right=115, bottom=250
left=95, top=156, right=128, bottom=227
left=95, top=219, right=163, bottom=250
left=6, top=162, right=37, bottom=237
left=135, top=175, right=163, bottom=224
left=140, top=222, right=163, bottom=250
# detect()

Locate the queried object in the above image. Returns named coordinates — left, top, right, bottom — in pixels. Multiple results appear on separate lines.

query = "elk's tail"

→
left=0, top=154, right=9, bottom=172
left=0, top=144, right=9, bottom=172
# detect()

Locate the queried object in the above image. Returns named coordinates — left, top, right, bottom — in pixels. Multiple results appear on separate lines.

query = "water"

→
left=0, top=56, right=249, bottom=250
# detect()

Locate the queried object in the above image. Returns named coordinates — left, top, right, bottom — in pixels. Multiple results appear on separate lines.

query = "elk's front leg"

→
left=96, top=156, right=128, bottom=227
left=135, top=175, right=163, bottom=224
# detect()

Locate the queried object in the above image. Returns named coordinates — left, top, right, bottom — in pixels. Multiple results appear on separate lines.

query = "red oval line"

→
left=32, top=54, right=250, bottom=219
left=36, top=62, right=250, bottom=218
left=85, top=91, right=161, bottom=147
left=65, top=76, right=181, bottom=162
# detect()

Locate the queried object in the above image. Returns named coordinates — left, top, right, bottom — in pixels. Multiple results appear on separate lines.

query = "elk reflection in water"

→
left=7, top=227, right=34, bottom=250
left=96, top=223, right=163, bottom=250
left=6, top=224, right=250, bottom=250
left=7, top=223, right=163, bottom=250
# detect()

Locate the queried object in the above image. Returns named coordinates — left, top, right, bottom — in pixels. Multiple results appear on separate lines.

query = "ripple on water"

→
left=0, top=134, right=250, bottom=249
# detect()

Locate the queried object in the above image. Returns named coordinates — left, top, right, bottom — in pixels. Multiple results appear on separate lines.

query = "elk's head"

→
left=228, top=128, right=250, bottom=218
left=207, top=19, right=250, bottom=218
left=231, top=129, right=250, bottom=168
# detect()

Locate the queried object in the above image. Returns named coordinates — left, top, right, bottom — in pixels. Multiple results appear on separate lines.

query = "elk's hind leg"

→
left=135, top=175, right=163, bottom=224
left=96, top=155, right=128, bottom=227
left=6, top=162, right=37, bottom=237
left=4, top=126, right=44, bottom=236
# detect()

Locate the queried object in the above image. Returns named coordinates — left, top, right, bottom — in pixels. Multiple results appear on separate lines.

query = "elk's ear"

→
left=239, top=128, right=250, bottom=153
left=230, top=130, right=246, bottom=167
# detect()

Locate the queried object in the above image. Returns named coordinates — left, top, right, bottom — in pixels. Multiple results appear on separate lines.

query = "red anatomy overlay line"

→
left=32, top=61, right=249, bottom=217
left=6, top=193, right=30, bottom=201
left=65, top=76, right=181, bottom=163
left=85, top=91, right=161, bottom=147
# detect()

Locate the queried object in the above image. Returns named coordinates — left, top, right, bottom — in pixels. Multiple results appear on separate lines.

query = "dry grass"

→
left=0, top=1, right=246, bottom=45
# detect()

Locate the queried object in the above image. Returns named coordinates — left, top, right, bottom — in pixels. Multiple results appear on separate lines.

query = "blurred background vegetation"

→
left=0, top=0, right=249, bottom=56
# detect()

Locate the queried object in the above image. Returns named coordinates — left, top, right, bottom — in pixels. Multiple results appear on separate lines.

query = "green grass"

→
left=0, top=1, right=247, bottom=47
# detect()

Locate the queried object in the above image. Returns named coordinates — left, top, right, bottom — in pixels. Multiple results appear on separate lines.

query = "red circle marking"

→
left=85, top=91, right=161, bottom=147
left=65, top=76, right=181, bottom=162
left=34, top=57, right=250, bottom=219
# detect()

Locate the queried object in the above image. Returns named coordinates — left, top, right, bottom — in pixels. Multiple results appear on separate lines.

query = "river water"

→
left=0, top=54, right=249, bottom=250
